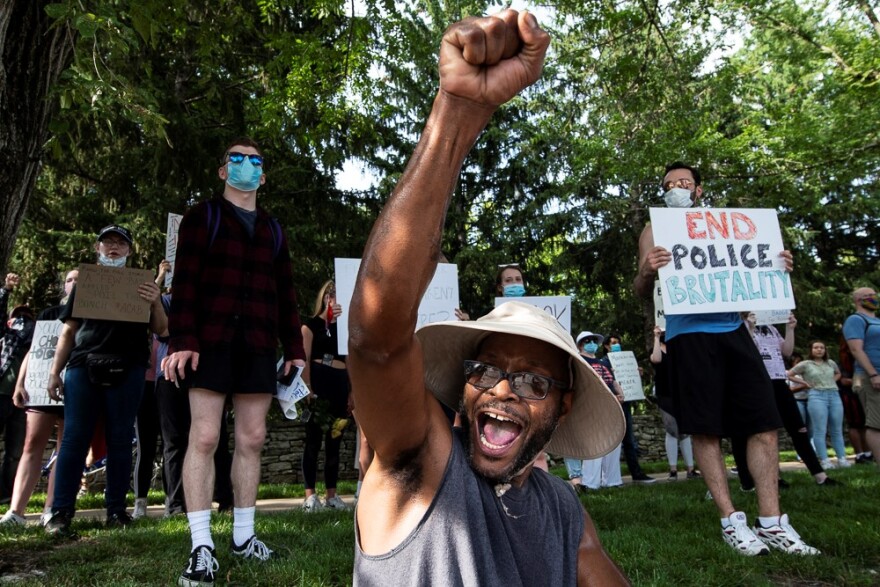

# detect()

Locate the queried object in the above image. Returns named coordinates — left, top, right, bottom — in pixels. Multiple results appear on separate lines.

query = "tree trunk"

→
left=0, top=1, right=75, bottom=272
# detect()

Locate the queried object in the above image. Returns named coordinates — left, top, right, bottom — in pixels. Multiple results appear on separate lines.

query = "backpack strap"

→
left=206, top=200, right=222, bottom=251
left=269, top=217, right=282, bottom=259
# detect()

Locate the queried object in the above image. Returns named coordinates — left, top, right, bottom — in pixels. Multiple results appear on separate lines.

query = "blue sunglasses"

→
left=227, top=152, right=264, bottom=166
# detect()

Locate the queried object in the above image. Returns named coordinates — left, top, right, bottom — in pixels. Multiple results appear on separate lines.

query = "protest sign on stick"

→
left=494, top=296, right=572, bottom=334
left=165, top=213, right=183, bottom=289
left=72, top=264, right=154, bottom=323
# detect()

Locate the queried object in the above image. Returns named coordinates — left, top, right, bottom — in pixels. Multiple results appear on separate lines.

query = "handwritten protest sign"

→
left=334, top=259, right=459, bottom=355
left=606, top=351, right=645, bottom=401
left=165, top=213, right=183, bottom=289
left=755, top=309, right=792, bottom=326
left=494, top=296, right=572, bottom=334
left=650, top=208, right=795, bottom=315
left=275, top=362, right=309, bottom=419
left=72, top=264, right=154, bottom=323
left=653, top=280, right=666, bottom=330
left=23, top=320, right=65, bottom=407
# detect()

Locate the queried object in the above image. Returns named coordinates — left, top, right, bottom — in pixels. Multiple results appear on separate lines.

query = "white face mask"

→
left=98, top=253, right=127, bottom=268
left=663, top=187, right=694, bottom=208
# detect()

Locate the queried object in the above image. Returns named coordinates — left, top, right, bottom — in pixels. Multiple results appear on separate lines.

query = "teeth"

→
left=485, top=412, right=514, bottom=423
left=480, top=433, right=506, bottom=450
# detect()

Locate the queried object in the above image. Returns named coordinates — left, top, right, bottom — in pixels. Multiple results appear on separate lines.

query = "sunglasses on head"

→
left=227, top=152, right=264, bottom=166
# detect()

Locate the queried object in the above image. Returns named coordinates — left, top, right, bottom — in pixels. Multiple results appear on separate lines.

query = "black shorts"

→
left=667, top=324, right=782, bottom=437
left=839, top=386, right=866, bottom=429
left=189, top=339, right=277, bottom=395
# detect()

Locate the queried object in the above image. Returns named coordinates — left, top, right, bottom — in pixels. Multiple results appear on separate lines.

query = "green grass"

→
left=1, top=467, right=878, bottom=586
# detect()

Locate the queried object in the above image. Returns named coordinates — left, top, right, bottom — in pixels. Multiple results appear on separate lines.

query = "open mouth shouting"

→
left=477, top=410, right=524, bottom=457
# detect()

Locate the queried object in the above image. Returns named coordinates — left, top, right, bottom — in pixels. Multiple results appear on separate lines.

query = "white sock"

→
left=758, top=515, right=781, bottom=528
left=187, top=510, right=213, bottom=551
left=721, top=517, right=731, bottom=527
left=233, top=507, right=256, bottom=547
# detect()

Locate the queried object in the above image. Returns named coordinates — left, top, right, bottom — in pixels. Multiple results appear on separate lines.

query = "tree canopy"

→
left=4, top=0, right=878, bottom=361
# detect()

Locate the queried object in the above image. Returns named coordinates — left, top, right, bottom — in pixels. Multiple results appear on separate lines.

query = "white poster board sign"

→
left=494, top=296, right=572, bottom=334
left=755, top=309, right=791, bottom=326
left=606, top=351, right=645, bottom=401
left=274, top=362, right=309, bottom=419
left=165, top=213, right=183, bottom=289
left=650, top=208, right=795, bottom=315
left=334, top=258, right=459, bottom=355
left=23, top=320, right=66, bottom=407
left=653, top=280, right=666, bottom=330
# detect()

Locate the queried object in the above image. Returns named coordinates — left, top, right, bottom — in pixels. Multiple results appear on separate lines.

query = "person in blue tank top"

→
left=633, top=162, right=819, bottom=557
left=348, top=11, right=629, bottom=585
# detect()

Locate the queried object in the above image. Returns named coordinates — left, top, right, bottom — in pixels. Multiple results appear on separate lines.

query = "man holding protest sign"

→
left=163, top=138, right=306, bottom=586
left=634, top=162, right=818, bottom=556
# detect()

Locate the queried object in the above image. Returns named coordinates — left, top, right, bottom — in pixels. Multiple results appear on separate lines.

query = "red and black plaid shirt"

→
left=168, top=196, right=306, bottom=361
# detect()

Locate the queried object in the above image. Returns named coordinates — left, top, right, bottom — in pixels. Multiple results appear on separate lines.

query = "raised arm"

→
left=348, top=10, right=550, bottom=462
left=633, top=225, right=670, bottom=299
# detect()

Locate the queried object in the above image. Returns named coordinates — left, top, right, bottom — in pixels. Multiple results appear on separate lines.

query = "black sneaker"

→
left=106, top=510, right=134, bottom=528
left=818, top=477, right=843, bottom=486
left=44, top=511, right=74, bottom=537
left=855, top=453, right=874, bottom=465
left=179, top=545, right=219, bottom=587
left=686, top=470, right=702, bottom=479
left=231, top=535, right=276, bottom=561
left=631, top=473, right=657, bottom=484
left=668, top=471, right=678, bottom=480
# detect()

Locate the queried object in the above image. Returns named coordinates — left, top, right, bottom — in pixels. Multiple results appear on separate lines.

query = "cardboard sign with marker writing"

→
left=72, top=264, right=154, bottom=323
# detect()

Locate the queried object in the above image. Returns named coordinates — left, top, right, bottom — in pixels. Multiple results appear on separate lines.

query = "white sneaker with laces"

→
left=133, top=498, right=148, bottom=519
left=0, top=510, right=26, bottom=527
left=753, top=513, right=820, bottom=555
left=836, top=457, right=852, bottom=468
left=820, top=459, right=835, bottom=470
left=722, top=511, right=770, bottom=556
left=302, top=494, right=324, bottom=512
left=325, top=495, right=348, bottom=510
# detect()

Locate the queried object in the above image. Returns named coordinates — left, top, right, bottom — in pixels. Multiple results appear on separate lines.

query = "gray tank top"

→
left=354, top=429, right=584, bottom=586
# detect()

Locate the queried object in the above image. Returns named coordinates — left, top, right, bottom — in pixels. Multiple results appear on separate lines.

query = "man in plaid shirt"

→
left=164, top=137, right=306, bottom=587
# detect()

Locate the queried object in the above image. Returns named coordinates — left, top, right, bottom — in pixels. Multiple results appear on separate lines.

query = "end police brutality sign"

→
left=650, top=208, right=795, bottom=315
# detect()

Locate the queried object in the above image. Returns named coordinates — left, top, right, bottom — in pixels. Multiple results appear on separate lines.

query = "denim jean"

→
left=52, top=366, right=145, bottom=515
left=564, top=457, right=582, bottom=480
left=807, top=388, right=846, bottom=462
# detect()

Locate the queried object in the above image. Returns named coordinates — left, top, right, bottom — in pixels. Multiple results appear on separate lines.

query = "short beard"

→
left=458, top=398, right=563, bottom=485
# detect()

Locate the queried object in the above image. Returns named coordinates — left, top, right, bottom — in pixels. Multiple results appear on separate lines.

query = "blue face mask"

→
left=98, top=253, right=127, bottom=268
left=610, top=344, right=622, bottom=352
left=226, top=158, right=263, bottom=192
left=502, top=284, right=526, bottom=297
left=583, top=342, right=599, bottom=354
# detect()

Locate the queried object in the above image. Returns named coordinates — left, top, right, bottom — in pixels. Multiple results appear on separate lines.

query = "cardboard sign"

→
left=334, top=258, right=460, bottom=355
left=494, top=296, right=572, bottom=334
left=650, top=208, right=795, bottom=315
left=606, top=351, right=645, bottom=401
left=165, top=213, right=183, bottom=289
left=72, top=264, right=154, bottom=323
left=653, top=280, right=666, bottom=330
left=23, top=320, right=66, bottom=407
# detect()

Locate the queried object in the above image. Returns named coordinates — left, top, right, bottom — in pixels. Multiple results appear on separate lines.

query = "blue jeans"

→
left=52, top=366, right=145, bottom=515
left=564, top=457, right=582, bottom=480
left=807, top=388, right=846, bottom=462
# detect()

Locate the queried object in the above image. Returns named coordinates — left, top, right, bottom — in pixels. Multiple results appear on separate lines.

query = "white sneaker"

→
left=753, top=514, right=820, bottom=555
left=40, top=512, right=52, bottom=527
left=722, top=512, right=770, bottom=556
left=302, top=494, right=324, bottom=512
left=836, top=457, right=852, bottom=468
left=0, top=510, right=26, bottom=527
left=324, top=495, right=349, bottom=510
left=820, top=459, right=835, bottom=470
left=133, top=498, right=148, bottom=519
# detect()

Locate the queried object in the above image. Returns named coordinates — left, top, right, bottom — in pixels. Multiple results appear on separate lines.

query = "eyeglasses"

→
left=663, top=178, right=695, bottom=191
left=100, top=238, right=129, bottom=249
left=463, top=360, right=568, bottom=400
left=227, top=152, right=264, bottom=166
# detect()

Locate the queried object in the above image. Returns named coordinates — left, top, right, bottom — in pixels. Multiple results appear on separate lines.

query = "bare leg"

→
left=8, top=412, right=57, bottom=515
left=229, top=393, right=272, bottom=507
left=746, top=431, right=780, bottom=517
left=692, top=434, right=735, bottom=516
left=183, top=389, right=226, bottom=512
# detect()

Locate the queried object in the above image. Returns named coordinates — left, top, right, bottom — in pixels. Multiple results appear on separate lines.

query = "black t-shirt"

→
left=305, top=315, right=344, bottom=363
left=59, top=285, right=151, bottom=369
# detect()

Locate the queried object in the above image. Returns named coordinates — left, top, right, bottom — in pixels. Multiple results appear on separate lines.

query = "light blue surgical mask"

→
left=98, top=254, right=127, bottom=268
left=226, top=158, right=263, bottom=192
left=663, top=187, right=694, bottom=208
left=610, top=343, right=622, bottom=352
left=583, top=342, right=599, bottom=354
left=502, top=284, right=526, bottom=297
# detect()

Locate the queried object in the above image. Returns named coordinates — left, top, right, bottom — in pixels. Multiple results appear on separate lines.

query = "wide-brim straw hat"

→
left=416, top=301, right=625, bottom=459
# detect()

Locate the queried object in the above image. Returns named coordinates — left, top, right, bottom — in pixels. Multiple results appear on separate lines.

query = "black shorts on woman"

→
left=667, top=324, right=783, bottom=437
